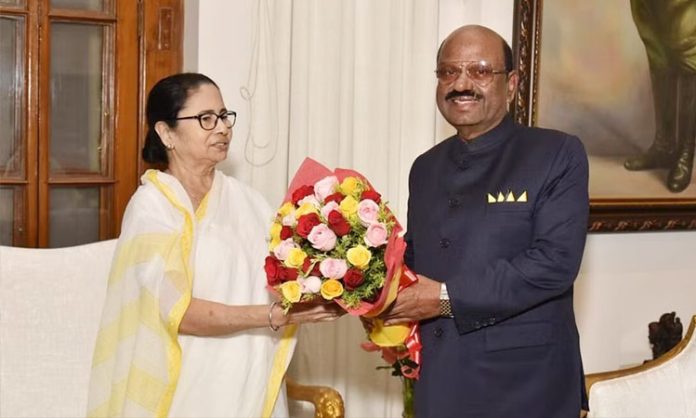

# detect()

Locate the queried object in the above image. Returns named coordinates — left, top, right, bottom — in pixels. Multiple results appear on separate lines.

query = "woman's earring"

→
left=165, top=143, right=174, bottom=150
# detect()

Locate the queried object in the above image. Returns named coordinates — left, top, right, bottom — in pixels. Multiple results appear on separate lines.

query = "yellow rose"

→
left=346, top=245, right=372, bottom=269
left=339, top=176, right=362, bottom=196
left=280, top=281, right=302, bottom=303
left=339, top=196, right=359, bottom=218
left=320, top=279, right=344, bottom=300
left=278, top=202, right=295, bottom=218
left=268, top=237, right=281, bottom=251
left=284, top=248, right=307, bottom=269
left=295, top=202, right=319, bottom=219
left=270, top=222, right=282, bottom=241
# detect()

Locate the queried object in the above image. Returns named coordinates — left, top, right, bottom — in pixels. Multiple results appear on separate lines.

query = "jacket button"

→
left=439, top=238, right=450, bottom=248
left=448, top=197, right=460, bottom=208
left=434, top=327, right=443, bottom=337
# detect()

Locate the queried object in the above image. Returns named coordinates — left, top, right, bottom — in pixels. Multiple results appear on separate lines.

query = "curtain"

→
left=241, top=1, right=439, bottom=416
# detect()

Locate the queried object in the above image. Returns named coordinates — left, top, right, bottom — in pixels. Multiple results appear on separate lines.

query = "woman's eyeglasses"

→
left=173, top=110, right=237, bottom=131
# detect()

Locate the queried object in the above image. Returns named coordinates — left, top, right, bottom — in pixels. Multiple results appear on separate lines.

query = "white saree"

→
left=87, top=169, right=296, bottom=418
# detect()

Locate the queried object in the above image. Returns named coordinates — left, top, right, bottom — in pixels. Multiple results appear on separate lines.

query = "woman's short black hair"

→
left=141, top=73, right=219, bottom=165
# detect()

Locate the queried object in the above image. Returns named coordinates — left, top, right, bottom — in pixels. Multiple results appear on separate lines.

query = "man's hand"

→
left=379, top=274, right=441, bottom=326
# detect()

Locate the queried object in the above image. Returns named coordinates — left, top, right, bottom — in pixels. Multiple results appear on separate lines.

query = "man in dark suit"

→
left=380, top=25, right=589, bottom=417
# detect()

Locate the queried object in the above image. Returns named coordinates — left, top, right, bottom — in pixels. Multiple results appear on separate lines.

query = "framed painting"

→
left=512, top=0, right=696, bottom=232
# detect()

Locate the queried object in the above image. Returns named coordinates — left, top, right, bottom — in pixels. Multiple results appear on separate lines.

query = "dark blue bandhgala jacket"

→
left=406, top=116, right=589, bottom=418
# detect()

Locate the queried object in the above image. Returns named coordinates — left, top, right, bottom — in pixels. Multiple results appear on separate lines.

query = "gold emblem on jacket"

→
left=487, top=190, right=528, bottom=203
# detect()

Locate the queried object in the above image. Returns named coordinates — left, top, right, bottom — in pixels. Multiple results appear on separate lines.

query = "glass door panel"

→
left=0, top=186, right=24, bottom=246
left=49, top=22, right=106, bottom=175
left=0, top=16, right=25, bottom=178
left=0, top=188, right=12, bottom=245
left=50, top=0, right=105, bottom=12
left=48, top=186, right=102, bottom=247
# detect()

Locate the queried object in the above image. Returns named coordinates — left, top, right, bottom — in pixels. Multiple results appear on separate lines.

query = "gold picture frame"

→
left=512, top=0, right=696, bottom=232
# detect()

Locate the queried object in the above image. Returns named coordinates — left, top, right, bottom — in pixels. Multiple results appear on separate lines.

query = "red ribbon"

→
left=398, top=267, right=421, bottom=379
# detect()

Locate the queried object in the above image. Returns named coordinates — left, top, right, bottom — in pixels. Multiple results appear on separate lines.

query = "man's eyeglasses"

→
left=173, top=110, right=237, bottom=131
left=435, top=61, right=508, bottom=86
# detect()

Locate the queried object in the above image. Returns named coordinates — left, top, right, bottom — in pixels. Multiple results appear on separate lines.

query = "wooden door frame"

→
left=110, top=0, right=140, bottom=236
left=117, top=0, right=183, bottom=235
left=137, top=0, right=183, bottom=179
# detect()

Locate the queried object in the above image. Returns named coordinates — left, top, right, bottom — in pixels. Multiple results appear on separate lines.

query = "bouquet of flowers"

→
left=264, top=158, right=421, bottom=378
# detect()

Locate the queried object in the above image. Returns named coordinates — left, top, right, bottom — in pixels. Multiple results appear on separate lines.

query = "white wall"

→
left=576, top=232, right=696, bottom=372
left=186, top=0, right=696, bottom=376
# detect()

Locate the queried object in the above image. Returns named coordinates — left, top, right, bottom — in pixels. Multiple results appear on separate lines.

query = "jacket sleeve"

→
left=404, top=159, right=418, bottom=270
left=448, top=136, right=589, bottom=334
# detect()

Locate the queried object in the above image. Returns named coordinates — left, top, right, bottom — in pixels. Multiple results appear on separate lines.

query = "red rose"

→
left=343, top=268, right=364, bottom=290
left=280, top=225, right=294, bottom=240
left=296, top=213, right=321, bottom=238
left=324, top=192, right=345, bottom=205
left=264, top=256, right=282, bottom=286
left=361, top=189, right=381, bottom=203
left=280, top=266, right=299, bottom=282
left=364, top=291, right=380, bottom=303
left=292, top=185, right=315, bottom=205
left=302, top=258, right=312, bottom=274
left=302, top=258, right=322, bottom=276
left=327, top=210, right=351, bottom=236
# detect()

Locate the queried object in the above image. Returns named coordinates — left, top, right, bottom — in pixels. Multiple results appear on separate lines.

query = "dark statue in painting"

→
left=624, top=0, right=696, bottom=193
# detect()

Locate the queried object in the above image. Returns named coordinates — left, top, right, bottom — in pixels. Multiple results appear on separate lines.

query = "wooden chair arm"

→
left=286, top=377, right=344, bottom=418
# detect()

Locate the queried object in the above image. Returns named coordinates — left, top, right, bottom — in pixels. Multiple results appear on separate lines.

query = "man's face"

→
left=435, top=28, right=518, bottom=140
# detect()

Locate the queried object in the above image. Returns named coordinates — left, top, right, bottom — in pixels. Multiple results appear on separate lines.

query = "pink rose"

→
left=281, top=213, right=296, bottom=226
left=364, top=223, right=388, bottom=247
left=298, top=276, right=322, bottom=294
left=319, top=258, right=348, bottom=279
left=298, top=194, right=321, bottom=208
left=307, top=224, right=337, bottom=251
left=273, top=238, right=298, bottom=260
left=320, top=201, right=340, bottom=220
left=357, top=199, right=380, bottom=226
left=314, top=175, right=339, bottom=201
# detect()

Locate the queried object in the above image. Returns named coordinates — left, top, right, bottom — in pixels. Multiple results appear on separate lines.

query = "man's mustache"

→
left=445, top=90, right=483, bottom=101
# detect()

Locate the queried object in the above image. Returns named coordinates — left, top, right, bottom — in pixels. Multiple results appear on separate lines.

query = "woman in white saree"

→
left=87, top=73, right=343, bottom=418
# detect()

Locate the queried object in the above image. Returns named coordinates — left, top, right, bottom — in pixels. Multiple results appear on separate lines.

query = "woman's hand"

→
left=179, top=298, right=346, bottom=336
left=273, top=301, right=346, bottom=327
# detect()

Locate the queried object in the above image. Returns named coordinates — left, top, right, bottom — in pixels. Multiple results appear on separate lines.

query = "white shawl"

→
left=87, top=169, right=296, bottom=417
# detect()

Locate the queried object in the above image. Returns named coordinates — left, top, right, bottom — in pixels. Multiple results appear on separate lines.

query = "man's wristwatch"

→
left=439, top=283, right=454, bottom=318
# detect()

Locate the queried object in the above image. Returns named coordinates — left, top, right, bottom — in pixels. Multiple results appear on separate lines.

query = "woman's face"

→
left=165, top=83, right=232, bottom=170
